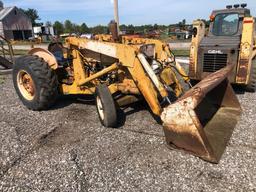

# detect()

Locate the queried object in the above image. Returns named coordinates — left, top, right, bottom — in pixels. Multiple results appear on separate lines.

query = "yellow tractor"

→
left=12, top=24, right=241, bottom=163
left=189, top=4, right=256, bottom=91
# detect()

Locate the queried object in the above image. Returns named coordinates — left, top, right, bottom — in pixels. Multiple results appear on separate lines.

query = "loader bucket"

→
left=161, top=65, right=241, bottom=163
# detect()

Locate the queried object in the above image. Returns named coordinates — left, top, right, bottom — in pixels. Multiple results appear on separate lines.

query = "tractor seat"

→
left=48, top=42, right=70, bottom=66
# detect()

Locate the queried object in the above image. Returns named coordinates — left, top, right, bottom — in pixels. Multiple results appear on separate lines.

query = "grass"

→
left=13, top=49, right=29, bottom=55
left=11, top=41, right=49, bottom=45
left=172, top=50, right=190, bottom=57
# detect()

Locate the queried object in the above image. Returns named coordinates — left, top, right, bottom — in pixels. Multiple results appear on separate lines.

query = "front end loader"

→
left=12, top=32, right=241, bottom=163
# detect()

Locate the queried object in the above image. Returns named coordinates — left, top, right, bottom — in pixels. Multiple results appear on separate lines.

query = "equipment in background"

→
left=189, top=4, right=256, bottom=92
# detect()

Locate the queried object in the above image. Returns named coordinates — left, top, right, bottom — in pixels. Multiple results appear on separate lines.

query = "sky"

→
left=3, top=0, right=256, bottom=26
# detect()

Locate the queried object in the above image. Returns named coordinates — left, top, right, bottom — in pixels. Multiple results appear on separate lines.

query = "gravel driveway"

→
left=0, top=74, right=255, bottom=192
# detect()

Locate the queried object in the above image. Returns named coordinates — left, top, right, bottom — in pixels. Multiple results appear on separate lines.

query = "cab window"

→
left=212, top=13, right=239, bottom=36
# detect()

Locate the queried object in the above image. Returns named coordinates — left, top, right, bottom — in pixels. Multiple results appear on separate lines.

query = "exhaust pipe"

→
left=109, top=0, right=120, bottom=41
left=109, top=20, right=119, bottom=41
left=161, top=65, right=241, bottom=163
left=113, top=0, right=120, bottom=35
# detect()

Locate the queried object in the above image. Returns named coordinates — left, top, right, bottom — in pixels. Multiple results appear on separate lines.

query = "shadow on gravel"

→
left=115, top=101, right=164, bottom=138
left=49, top=95, right=96, bottom=111
left=51, top=95, right=151, bottom=128
left=38, top=123, right=86, bottom=148
left=52, top=95, right=162, bottom=129
left=231, top=85, right=254, bottom=95
left=116, top=101, right=148, bottom=128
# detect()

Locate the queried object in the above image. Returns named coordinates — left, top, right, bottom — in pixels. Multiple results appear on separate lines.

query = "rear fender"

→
left=28, top=48, right=58, bottom=70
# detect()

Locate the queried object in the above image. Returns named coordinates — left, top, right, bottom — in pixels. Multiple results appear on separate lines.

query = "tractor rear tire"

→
left=13, top=55, right=58, bottom=110
left=95, top=84, right=117, bottom=128
left=246, top=59, right=256, bottom=92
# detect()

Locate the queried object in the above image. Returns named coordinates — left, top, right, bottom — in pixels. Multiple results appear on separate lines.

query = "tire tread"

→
left=96, top=84, right=117, bottom=128
left=13, top=55, right=58, bottom=110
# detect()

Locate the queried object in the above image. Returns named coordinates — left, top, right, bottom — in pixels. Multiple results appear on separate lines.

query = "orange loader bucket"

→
left=161, top=65, right=241, bottom=163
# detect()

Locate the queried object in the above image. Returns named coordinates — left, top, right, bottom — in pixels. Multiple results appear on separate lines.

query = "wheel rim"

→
left=17, top=70, right=36, bottom=101
left=96, top=96, right=104, bottom=120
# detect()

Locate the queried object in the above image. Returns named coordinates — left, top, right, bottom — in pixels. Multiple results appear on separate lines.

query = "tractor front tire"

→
left=13, top=55, right=58, bottom=110
left=95, top=84, right=117, bottom=128
left=246, top=59, right=256, bottom=92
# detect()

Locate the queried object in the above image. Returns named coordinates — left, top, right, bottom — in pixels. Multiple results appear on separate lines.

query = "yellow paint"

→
left=236, top=17, right=255, bottom=84
left=189, top=20, right=205, bottom=78
left=29, top=36, right=191, bottom=117
left=160, top=67, right=183, bottom=97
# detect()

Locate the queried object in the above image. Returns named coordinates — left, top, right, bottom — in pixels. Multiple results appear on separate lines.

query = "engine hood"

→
left=200, top=36, right=241, bottom=48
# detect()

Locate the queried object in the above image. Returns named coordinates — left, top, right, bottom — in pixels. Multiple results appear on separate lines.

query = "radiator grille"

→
left=203, top=53, right=228, bottom=72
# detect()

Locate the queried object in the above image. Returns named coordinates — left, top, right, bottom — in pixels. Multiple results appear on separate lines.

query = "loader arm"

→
left=122, top=37, right=189, bottom=79
left=93, top=35, right=189, bottom=95
left=66, top=37, right=168, bottom=115
left=121, top=36, right=190, bottom=94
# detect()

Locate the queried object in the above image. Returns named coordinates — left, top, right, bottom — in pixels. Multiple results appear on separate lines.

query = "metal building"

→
left=0, top=1, right=32, bottom=40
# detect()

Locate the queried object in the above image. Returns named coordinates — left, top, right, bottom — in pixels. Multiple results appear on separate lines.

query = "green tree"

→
left=182, top=19, right=186, bottom=25
left=73, top=24, right=81, bottom=34
left=119, top=24, right=127, bottom=31
left=91, top=25, right=107, bottom=34
left=80, top=23, right=90, bottom=34
left=21, top=8, right=40, bottom=26
left=45, top=21, right=52, bottom=27
left=177, top=19, right=186, bottom=30
left=64, top=20, right=74, bottom=33
left=127, top=24, right=135, bottom=31
left=53, top=21, right=64, bottom=35
left=153, top=24, right=158, bottom=30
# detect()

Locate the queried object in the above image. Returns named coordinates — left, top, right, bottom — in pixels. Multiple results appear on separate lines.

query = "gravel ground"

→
left=0, top=73, right=256, bottom=192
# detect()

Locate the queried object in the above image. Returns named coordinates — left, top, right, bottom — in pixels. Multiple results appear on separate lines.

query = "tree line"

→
left=53, top=20, right=106, bottom=35
left=52, top=21, right=193, bottom=36
left=20, top=8, right=200, bottom=36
